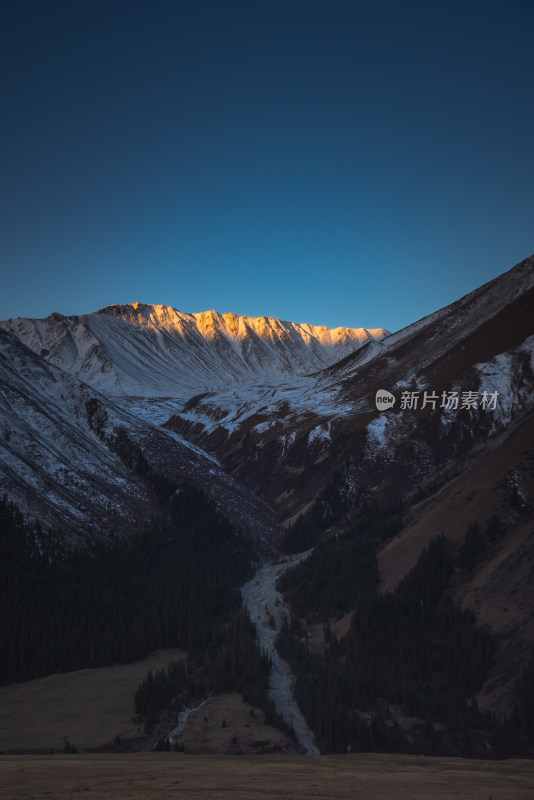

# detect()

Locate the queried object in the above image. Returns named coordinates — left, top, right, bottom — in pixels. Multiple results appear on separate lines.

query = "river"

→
left=241, top=550, right=320, bottom=755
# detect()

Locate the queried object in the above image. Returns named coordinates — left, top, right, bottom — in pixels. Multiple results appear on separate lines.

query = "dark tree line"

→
left=278, top=534, right=379, bottom=619
left=0, top=482, right=252, bottom=683
left=282, top=457, right=403, bottom=554
left=277, top=534, right=497, bottom=755
left=278, top=505, right=403, bottom=619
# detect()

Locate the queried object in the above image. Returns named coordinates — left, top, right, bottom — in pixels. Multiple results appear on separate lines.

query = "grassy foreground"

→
left=0, top=752, right=532, bottom=799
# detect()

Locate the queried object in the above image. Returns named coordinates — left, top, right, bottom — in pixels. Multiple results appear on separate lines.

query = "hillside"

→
left=378, top=411, right=534, bottom=720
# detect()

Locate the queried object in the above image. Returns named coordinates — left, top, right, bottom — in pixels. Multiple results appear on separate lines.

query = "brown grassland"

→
left=0, top=649, right=185, bottom=753
left=0, top=752, right=533, bottom=799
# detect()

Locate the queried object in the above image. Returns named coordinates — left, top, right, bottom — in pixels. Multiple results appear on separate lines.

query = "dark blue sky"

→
left=1, top=0, right=533, bottom=332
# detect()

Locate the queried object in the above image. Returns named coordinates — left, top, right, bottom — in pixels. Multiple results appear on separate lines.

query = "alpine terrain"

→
left=1, top=253, right=533, bottom=760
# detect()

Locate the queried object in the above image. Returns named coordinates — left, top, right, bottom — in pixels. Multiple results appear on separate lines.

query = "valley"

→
left=3, top=0, right=533, bottom=793
left=1, top=253, right=534, bottom=768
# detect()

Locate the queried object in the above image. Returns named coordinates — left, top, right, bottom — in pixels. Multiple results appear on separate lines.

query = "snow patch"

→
left=366, top=414, right=390, bottom=449
left=308, top=421, right=331, bottom=444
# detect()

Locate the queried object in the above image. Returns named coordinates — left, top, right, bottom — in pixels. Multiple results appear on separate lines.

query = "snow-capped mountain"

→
left=0, top=304, right=388, bottom=399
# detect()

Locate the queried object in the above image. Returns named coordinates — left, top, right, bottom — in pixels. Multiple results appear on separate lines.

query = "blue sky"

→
left=1, top=0, right=533, bottom=333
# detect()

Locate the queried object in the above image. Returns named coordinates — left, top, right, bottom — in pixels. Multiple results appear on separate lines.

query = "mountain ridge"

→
left=1, top=304, right=388, bottom=400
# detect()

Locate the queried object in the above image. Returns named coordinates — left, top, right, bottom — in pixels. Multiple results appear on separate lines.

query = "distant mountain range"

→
left=1, top=304, right=388, bottom=397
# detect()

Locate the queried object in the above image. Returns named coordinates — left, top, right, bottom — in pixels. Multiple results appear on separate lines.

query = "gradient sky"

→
left=1, top=0, right=533, bottom=333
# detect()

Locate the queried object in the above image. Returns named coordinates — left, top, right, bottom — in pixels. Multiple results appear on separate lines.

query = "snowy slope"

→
left=0, top=327, right=278, bottom=543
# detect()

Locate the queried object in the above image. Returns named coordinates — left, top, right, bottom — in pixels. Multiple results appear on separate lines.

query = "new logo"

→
left=375, top=389, right=396, bottom=410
